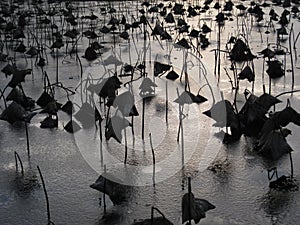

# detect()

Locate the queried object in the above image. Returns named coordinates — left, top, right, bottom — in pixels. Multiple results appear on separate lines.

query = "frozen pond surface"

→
left=0, top=0, right=300, bottom=224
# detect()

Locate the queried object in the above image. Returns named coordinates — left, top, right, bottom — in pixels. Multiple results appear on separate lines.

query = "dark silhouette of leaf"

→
left=61, top=100, right=74, bottom=115
left=256, top=129, right=292, bottom=160
left=165, top=12, right=175, bottom=23
left=40, top=115, right=58, bottom=129
left=14, top=42, right=26, bottom=53
left=13, top=29, right=25, bottom=39
left=259, top=48, right=275, bottom=58
left=239, top=92, right=281, bottom=136
left=151, top=23, right=164, bottom=36
left=230, top=39, right=255, bottom=62
left=189, top=29, right=200, bottom=38
left=201, top=24, right=212, bottom=33
left=36, top=91, right=53, bottom=108
left=119, top=31, right=129, bottom=40
left=40, top=101, right=61, bottom=115
left=90, top=174, right=132, bottom=205
left=99, top=76, right=122, bottom=98
left=1, top=63, right=14, bottom=77
left=6, top=87, right=35, bottom=109
left=238, top=65, right=255, bottom=82
left=84, top=47, right=97, bottom=61
left=8, top=68, right=32, bottom=88
left=64, top=29, right=78, bottom=39
left=25, top=47, right=39, bottom=57
left=175, top=38, right=190, bottom=49
left=161, top=31, right=172, bottom=40
left=105, top=115, right=131, bottom=143
left=266, top=60, right=284, bottom=78
left=182, top=192, right=215, bottom=224
left=50, top=39, right=64, bottom=49
left=64, top=119, right=81, bottom=133
left=0, top=101, right=36, bottom=124
left=154, top=61, right=171, bottom=77
left=91, top=41, right=104, bottom=51
left=166, top=70, right=179, bottom=80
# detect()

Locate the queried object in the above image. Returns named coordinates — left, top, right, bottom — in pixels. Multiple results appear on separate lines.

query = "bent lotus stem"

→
left=74, top=36, right=83, bottom=79
left=14, top=151, right=24, bottom=176
left=294, top=31, right=300, bottom=49
left=149, top=133, right=155, bottom=187
left=232, top=63, right=239, bottom=114
left=37, top=166, right=54, bottom=225
left=151, top=206, right=166, bottom=225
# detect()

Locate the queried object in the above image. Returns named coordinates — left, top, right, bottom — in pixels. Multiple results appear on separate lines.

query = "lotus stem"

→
left=294, top=31, right=300, bottom=49
left=188, top=177, right=192, bottom=225
left=165, top=80, right=168, bottom=125
left=24, top=121, right=30, bottom=157
left=217, top=22, right=221, bottom=83
left=149, top=133, right=155, bottom=187
left=151, top=206, right=166, bottom=225
left=289, top=152, right=294, bottom=178
left=37, top=165, right=54, bottom=225
left=142, top=98, right=145, bottom=140
left=289, top=24, right=295, bottom=91
left=103, top=164, right=107, bottom=215
left=99, top=119, right=103, bottom=166
left=14, top=151, right=24, bottom=176
left=180, top=104, right=185, bottom=167
left=223, top=68, right=234, bottom=90
left=124, top=116, right=128, bottom=164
